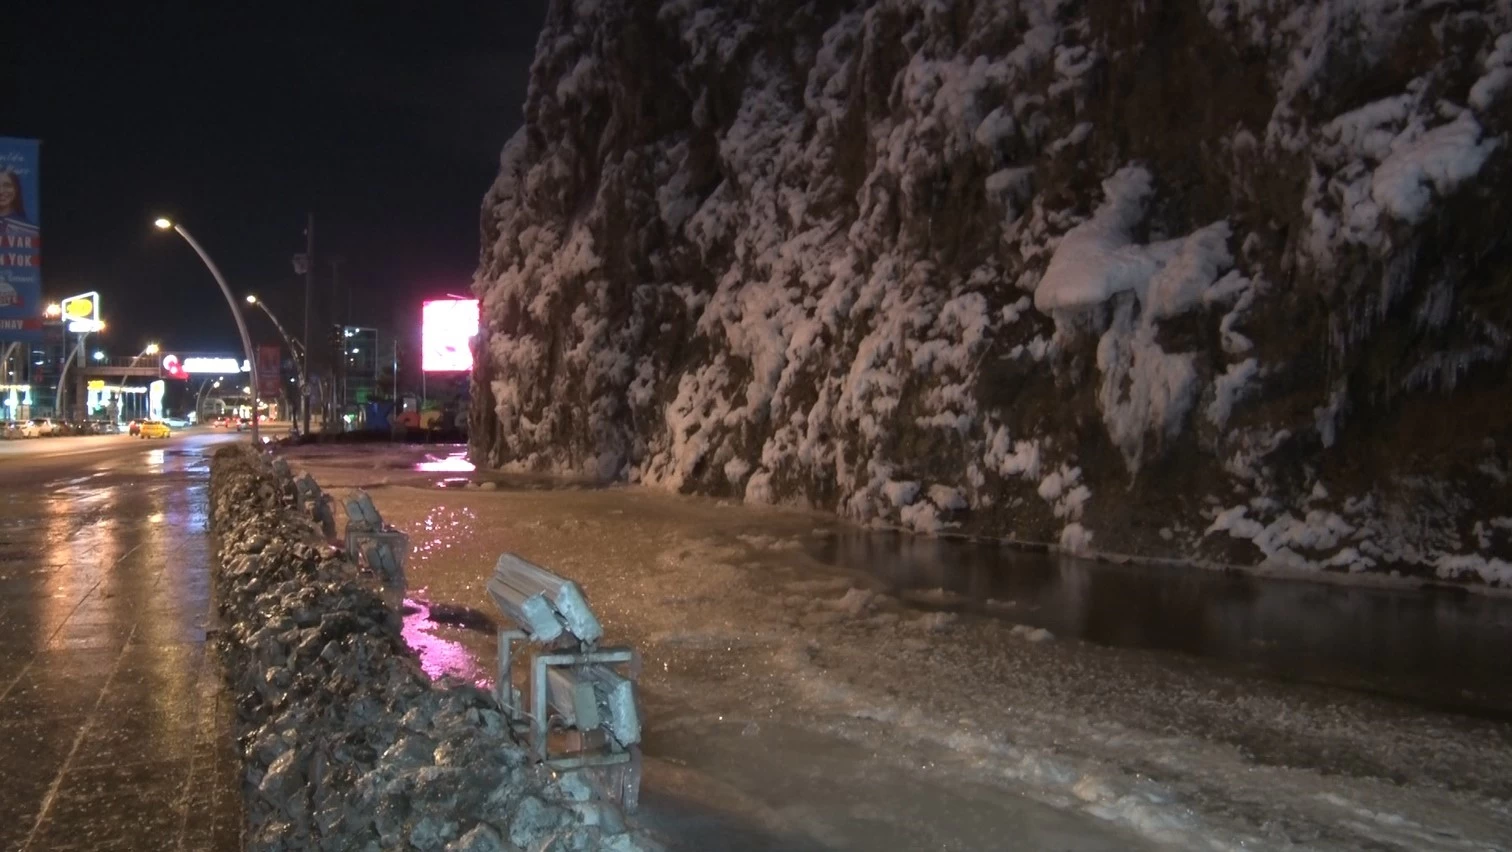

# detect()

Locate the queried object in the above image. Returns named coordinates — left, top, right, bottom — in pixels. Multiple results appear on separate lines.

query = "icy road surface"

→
left=289, top=445, right=1512, bottom=852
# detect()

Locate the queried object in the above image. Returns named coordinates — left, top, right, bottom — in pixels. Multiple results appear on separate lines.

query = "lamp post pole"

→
left=196, top=378, right=223, bottom=420
left=154, top=218, right=260, bottom=444
left=1, top=342, right=17, bottom=416
left=54, top=333, right=87, bottom=421
left=246, top=295, right=306, bottom=433
left=303, top=213, right=314, bottom=436
left=114, top=344, right=159, bottom=423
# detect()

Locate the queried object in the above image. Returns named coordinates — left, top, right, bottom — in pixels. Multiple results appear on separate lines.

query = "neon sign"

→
left=61, top=291, right=103, bottom=333
left=161, top=354, right=249, bottom=377
left=422, top=299, right=478, bottom=372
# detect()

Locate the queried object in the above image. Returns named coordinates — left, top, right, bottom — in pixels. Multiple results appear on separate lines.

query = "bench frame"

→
left=494, top=629, right=637, bottom=765
left=488, top=553, right=643, bottom=810
left=342, top=491, right=408, bottom=591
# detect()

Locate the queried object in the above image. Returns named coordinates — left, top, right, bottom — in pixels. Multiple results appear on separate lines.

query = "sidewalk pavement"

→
left=0, top=440, right=243, bottom=850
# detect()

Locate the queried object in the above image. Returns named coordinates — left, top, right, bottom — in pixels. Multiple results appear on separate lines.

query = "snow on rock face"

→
left=473, top=0, right=1512, bottom=585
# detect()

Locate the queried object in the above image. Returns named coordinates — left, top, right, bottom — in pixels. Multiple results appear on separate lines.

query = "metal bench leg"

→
left=532, top=653, right=550, bottom=762
left=495, top=629, right=526, bottom=720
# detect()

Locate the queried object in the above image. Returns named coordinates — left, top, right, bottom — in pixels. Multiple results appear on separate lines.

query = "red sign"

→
left=161, top=354, right=188, bottom=380
left=257, top=345, right=281, bottom=397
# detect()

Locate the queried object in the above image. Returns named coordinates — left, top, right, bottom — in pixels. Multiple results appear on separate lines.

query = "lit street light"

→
left=245, top=293, right=308, bottom=430
left=92, top=351, right=105, bottom=362
left=195, top=377, right=224, bottom=420
left=154, top=217, right=260, bottom=443
left=45, top=303, right=61, bottom=318
left=114, top=343, right=161, bottom=422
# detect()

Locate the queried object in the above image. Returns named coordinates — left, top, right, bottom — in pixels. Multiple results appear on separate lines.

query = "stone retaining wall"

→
left=210, top=446, right=658, bottom=852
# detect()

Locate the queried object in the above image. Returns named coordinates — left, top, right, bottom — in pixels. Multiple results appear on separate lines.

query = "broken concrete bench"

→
left=488, top=553, right=642, bottom=810
left=292, top=471, right=338, bottom=539
left=268, top=461, right=408, bottom=594
left=341, top=490, right=409, bottom=593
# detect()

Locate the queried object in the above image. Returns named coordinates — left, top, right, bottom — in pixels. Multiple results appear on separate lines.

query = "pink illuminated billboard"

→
left=421, top=299, right=479, bottom=372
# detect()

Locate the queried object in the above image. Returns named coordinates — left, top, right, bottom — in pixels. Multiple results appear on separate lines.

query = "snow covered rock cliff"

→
left=473, top=0, right=1512, bottom=586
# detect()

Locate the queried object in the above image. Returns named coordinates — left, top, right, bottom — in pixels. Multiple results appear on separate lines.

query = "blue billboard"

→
left=0, top=137, right=42, bottom=342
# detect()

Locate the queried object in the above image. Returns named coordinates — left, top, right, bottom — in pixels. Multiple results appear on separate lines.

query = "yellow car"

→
left=138, top=420, right=172, bottom=439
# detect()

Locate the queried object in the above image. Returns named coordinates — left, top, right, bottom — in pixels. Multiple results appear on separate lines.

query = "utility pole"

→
left=331, top=256, right=345, bottom=417
left=302, top=212, right=315, bottom=435
left=330, top=256, right=346, bottom=322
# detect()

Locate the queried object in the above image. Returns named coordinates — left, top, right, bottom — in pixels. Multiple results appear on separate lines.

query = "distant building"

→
left=341, top=325, right=382, bottom=406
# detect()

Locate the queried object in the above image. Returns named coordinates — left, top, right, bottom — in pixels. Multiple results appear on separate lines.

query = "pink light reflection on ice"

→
left=401, top=598, right=489, bottom=686
left=415, top=453, right=475, bottom=472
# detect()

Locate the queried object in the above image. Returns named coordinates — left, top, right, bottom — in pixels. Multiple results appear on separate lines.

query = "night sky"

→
left=6, top=0, right=547, bottom=354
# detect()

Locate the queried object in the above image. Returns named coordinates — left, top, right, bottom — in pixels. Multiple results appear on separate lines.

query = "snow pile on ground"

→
left=472, top=0, right=1512, bottom=585
left=210, top=447, right=659, bottom=852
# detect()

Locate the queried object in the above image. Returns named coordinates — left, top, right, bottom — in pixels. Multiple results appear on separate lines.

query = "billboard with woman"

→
left=0, top=137, right=42, bottom=342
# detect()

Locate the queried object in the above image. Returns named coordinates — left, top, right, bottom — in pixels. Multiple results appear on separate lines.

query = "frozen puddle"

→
left=640, top=713, right=1146, bottom=851
left=286, top=450, right=1512, bottom=851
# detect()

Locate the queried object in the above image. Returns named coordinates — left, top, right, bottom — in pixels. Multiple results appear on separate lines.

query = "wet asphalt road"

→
left=0, top=431, right=245, bottom=851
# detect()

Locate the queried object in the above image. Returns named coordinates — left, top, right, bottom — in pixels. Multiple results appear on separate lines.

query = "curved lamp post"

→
left=114, top=343, right=159, bottom=422
left=195, top=377, right=223, bottom=420
left=154, top=218, right=260, bottom=444
left=246, top=293, right=307, bottom=430
left=54, top=332, right=96, bottom=421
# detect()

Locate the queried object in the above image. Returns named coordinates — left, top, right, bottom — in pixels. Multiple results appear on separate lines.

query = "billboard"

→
left=0, top=138, right=42, bottom=342
left=422, top=298, right=478, bottom=372
left=162, top=354, right=249, bottom=377
left=257, top=344, right=282, bottom=397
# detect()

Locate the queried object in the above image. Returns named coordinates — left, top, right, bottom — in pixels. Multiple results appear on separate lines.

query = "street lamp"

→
left=55, top=332, right=94, bottom=421
left=92, top=351, right=105, bottom=362
left=45, top=303, right=61, bottom=318
left=114, top=343, right=160, bottom=423
left=195, top=377, right=224, bottom=420
left=245, top=292, right=307, bottom=430
left=153, top=217, right=260, bottom=443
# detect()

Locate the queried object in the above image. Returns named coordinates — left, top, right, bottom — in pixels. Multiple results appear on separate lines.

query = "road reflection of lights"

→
left=411, top=506, right=479, bottom=567
left=401, top=598, right=486, bottom=684
left=148, top=512, right=165, bottom=524
left=416, top=453, right=474, bottom=473
left=147, top=449, right=166, bottom=467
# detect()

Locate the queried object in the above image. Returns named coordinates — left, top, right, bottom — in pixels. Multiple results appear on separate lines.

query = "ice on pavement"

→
left=290, top=448, right=1512, bottom=851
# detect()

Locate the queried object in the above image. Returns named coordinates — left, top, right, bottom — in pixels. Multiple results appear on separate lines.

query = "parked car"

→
left=127, top=419, right=142, bottom=436
left=138, top=420, right=172, bottom=439
left=0, top=421, right=19, bottom=439
left=22, top=418, right=55, bottom=438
